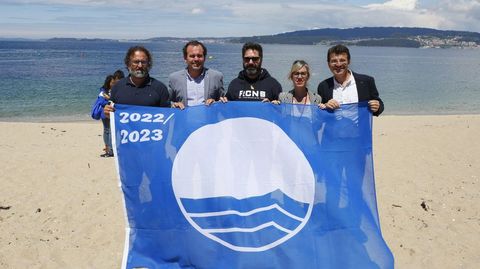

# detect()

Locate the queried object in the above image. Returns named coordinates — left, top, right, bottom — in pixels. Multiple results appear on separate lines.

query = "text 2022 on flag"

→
left=111, top=102, right=394, bottom=269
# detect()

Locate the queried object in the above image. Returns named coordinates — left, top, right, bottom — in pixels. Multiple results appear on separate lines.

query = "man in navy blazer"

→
left=169, top=40, right=224, bottom=109
left=317, top=44, right=384, bottom=116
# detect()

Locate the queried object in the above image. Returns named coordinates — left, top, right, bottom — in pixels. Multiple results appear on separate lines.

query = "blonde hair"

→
left=288, top=60, right=310, bottom=82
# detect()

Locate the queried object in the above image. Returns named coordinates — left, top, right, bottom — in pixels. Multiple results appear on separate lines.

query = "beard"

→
left=129, top=69, right=148, bottom=78
left=244, top=66, right=261, bottom=77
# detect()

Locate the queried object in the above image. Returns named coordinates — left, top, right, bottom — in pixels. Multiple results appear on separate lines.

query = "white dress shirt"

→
left=186, top=70, right=206, bottom=106
left=332, top=71, right=358, bottom=105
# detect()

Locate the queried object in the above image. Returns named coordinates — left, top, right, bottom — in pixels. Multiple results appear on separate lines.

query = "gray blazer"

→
left=279, top=89, right=322, bottom=104
left=168, top=67, right=225, bottom=106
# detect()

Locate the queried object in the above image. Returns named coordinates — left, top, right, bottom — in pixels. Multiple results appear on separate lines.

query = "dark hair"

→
left=183, top=40, right=207, bottom=58
left=103, top=75, right=114, bottom=90
left=242, top=42, right=263, bottom=58
left=124, top=46, right=152, bottom=67
left=113, top=69, right=125, bottom=80
left=327, top=44, right=351, bottom=62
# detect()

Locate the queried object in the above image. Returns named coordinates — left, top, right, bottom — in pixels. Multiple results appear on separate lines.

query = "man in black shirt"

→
left=104, top=46, right=170, bottom=117
left=223, top=42, right=282, bottom=102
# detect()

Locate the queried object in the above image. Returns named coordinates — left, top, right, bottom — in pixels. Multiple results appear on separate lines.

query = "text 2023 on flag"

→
left=111, top=102, right=394, bottom=269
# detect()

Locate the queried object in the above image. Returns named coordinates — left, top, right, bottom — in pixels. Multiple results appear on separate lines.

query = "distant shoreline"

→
left=2, top=26, right=479, bottom=49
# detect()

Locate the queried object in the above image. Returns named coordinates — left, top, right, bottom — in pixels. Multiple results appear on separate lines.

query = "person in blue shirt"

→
left=104, top=46, right=170, bottom=115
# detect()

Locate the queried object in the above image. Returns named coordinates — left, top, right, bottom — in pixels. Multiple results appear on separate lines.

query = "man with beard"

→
left=317, top=44, right=384, bottom=116
left=223, top=42, right=282, bottom=102
left=169, top=40, right=224, bottom=109
left=103, top=46, right=170, bottom=117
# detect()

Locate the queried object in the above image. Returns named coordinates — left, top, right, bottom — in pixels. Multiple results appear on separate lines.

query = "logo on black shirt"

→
left=239, top=90, right=266, bottom=99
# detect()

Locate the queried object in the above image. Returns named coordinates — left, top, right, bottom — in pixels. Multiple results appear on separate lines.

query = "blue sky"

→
left=1, top=0, right=479, bottom=39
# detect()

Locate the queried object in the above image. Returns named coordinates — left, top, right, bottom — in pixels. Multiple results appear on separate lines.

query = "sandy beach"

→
left=0, top=115, right=479, bottom=268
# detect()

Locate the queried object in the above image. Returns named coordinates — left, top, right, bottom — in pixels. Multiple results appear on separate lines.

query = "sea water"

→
left=0, top=40, right=479, bottom=121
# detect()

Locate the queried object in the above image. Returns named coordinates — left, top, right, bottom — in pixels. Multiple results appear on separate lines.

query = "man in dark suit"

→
left=169, top=40, right=224, bottom=109
left=317, top=44, right=384, bottom=116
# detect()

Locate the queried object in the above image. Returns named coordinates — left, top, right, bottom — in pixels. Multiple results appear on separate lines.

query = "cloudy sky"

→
left=1, top=0, right=479, bottom=39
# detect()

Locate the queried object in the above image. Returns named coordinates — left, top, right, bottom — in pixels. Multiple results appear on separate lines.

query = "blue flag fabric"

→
left=112, top=102, right=394, bottom=269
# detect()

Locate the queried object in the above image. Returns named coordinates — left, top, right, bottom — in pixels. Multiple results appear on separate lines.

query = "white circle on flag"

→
left=172, top=117, right=315, bottom=252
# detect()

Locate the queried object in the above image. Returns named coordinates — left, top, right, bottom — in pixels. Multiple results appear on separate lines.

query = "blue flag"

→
left=112, top=102, right=393, bottom=269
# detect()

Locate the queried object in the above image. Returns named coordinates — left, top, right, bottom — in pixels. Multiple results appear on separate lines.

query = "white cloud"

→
left=436, top=0, right=480, bottom=12
left=365, top=0, right=418, bottom=11
left=191, top=8, right=205, bottom=15
left=220, top=2, right=446, bottom=34
left=1, top=0, right=479, bottom=39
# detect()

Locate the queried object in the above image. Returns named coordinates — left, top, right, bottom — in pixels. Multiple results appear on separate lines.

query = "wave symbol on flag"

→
left=172, top=117, right=315, bottom=252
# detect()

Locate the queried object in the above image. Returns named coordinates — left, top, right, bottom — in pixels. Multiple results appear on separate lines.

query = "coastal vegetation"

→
left=232, top=27, right=480, bottom=48
left=38, top=27, right=480, bottom=49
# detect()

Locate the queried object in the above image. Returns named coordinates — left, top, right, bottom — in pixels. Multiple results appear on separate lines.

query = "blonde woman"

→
left=276, top=60, right=325, bottom=108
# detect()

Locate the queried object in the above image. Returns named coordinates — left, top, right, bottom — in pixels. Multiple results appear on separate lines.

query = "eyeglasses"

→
left=131, top=60, right=149, bottom=66
left=293, top=72, right=308, bottom=77
left=243, top=57, right=260, bottom=63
